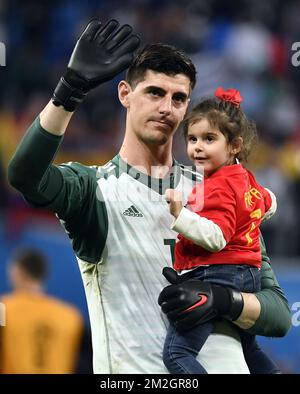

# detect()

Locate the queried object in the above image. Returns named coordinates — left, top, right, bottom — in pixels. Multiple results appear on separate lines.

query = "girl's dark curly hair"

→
left=183, top=98, right=258, bottom=162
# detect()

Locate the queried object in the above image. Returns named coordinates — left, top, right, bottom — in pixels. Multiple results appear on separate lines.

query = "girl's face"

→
left=187, top=118, right=240, bottom=176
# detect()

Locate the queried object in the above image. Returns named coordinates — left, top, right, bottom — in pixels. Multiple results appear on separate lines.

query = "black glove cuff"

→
left=52, top=77, right=88, bottom=112
left=212, top=286, right=244, bottom=321
left=226, top=288, right=244, bottom=321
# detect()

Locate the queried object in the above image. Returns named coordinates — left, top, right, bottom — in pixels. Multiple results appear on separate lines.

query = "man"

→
left=8, top=19, right=290, bottom=373
left=0, top=249, right=83, bottom=373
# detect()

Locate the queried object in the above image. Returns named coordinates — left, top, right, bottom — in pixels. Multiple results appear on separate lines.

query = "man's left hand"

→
left=158, top=267, right=244, bottom=331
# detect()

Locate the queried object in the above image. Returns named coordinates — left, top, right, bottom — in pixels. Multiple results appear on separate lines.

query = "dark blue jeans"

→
left=163, top=264, right=280, bottom=374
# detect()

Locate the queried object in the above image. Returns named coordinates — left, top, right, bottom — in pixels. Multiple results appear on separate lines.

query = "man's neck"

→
left=119, top=132, right=173, bottom=177
left=15, top=282, right=44, bottom=294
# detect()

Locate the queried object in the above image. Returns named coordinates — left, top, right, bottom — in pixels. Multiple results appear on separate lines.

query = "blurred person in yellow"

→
left=0, top=248, right=84, bottom=374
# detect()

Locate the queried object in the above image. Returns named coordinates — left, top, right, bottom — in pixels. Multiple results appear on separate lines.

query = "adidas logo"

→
left=123, top=205, right=143, bottom=217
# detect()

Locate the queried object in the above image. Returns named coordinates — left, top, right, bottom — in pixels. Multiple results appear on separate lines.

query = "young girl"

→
left=163, top=87, right=279, bottom=374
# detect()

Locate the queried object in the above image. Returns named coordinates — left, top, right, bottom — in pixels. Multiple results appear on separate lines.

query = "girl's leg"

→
left=240, top=331, right=281, bottom=374
left=163, top=321, right=214, bottom=374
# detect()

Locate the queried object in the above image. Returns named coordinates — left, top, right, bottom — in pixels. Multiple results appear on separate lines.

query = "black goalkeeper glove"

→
left=158, top=267, right=244, bottom=332
left=52, top=19, right=140, bottom=111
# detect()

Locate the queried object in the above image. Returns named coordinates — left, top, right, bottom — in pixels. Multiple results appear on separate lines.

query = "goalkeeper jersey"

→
left=40, top=153, right=249, bottom=373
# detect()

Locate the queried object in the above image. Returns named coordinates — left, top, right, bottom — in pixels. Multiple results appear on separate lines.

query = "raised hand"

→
left=52, top=19, right=140, bottom=112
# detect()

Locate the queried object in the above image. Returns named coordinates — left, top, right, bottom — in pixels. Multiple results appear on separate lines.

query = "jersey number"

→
left=245, top=209, right=262, bottom=245
left=164, top=239, right=176, bottom=264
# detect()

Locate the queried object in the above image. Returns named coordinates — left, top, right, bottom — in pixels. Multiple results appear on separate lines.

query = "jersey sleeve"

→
left=44, top=163, right=93, bottom=220
left=45, top=163, right=108, bottom=263
left=246, top=236, right=291, bottom=337
left=8, top=117, right=64, bottom=206
left=262, top=188, right=277, bottom=221
left=8, top=117, right=108, bottom=263
left=8, top=116, right=100, bottom=220
left=171, top=207, right=226, bottom=252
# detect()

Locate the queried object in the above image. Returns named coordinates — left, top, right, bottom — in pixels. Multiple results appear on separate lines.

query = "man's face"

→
left=121, top=70, right=191, bottom=145
left=8, top=263, right=24, bottom=289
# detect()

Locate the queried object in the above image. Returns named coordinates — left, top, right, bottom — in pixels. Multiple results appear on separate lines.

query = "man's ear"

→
left=118, top=80, right=131, bottom=108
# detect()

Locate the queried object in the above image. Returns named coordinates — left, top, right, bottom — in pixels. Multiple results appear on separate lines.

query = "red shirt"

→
left=174, top=164, right=272, bottom=270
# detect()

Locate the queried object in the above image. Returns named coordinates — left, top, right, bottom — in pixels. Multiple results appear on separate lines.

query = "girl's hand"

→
left=165, top=188, right=183, bottom=218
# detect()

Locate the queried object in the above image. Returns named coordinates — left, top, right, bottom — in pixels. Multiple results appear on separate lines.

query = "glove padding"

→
left=158, top=267, right=244, bottom=332
left=52, top=19, right=140, bottom=111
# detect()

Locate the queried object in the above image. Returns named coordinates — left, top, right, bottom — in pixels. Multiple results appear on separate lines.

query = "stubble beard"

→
left=141, top=132, right=168, bottom=145
left=139, top=123, right=176, bottom=146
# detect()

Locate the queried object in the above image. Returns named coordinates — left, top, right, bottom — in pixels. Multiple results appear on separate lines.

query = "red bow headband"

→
left=215, top=87, right=243, bottom=108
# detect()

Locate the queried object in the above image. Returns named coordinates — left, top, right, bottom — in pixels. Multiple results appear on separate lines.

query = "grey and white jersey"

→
left=52, top=155, right=249, bottom=374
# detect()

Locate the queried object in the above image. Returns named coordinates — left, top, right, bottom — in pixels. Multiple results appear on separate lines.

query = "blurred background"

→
left=0, top=0, right=300, bottom=373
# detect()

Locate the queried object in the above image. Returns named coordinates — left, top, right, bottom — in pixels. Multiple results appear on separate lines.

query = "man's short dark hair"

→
left=11, top=248, right=48, bottom=281
left=126, top=43, right=197, bottom=90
